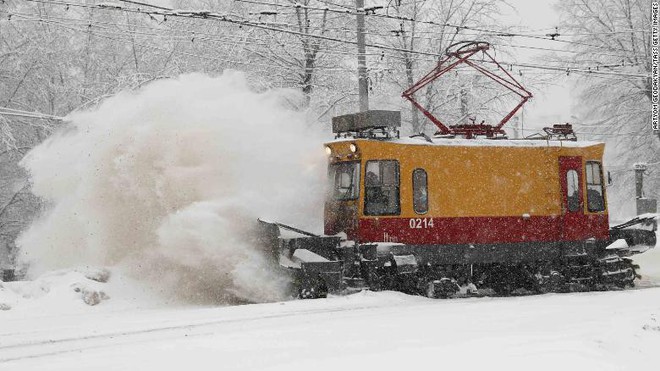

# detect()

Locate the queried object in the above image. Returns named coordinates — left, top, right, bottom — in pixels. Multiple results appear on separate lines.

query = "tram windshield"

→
left=328, top=162, right=360, bottom=201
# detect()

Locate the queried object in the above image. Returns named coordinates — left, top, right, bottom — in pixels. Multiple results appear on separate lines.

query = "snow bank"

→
left=0, top=266, right=175, bottom=313
left=16, top=72, right=327, bottom=305
left=0, top=268, right=110, bottom=311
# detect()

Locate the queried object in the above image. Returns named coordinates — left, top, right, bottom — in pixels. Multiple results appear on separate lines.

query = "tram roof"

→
left=329, top=137, right=603, bottom=148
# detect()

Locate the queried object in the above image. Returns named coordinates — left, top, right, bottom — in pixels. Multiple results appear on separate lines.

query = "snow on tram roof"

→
left=330, top=137, right=603, bottom=148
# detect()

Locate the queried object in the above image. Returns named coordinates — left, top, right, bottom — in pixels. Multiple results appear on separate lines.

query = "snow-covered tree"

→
left=556, top=0, right=659, bottom=214
left=368, top=0, right=507, bottom=133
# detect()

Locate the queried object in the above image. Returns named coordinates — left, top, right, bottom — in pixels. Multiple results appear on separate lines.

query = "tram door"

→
left=559, top=156, right=587, bottom=241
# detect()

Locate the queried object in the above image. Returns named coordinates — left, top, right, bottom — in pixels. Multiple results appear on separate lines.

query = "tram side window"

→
left=365, top=160, right=400, bottom=215
left=329, top=162, right=360, bottom=200
left=412, top=169, right=428, bottom=214
left=586, top=161, right=605, bottom=212
left=566, top=169, right=580, bottom=212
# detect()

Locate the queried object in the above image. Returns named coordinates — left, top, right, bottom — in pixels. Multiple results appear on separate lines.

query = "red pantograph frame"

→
left=402, top=42, right=533, bottom=138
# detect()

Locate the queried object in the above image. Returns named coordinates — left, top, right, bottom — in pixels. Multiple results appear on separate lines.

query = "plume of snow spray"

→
left=17, top=72, right=327, bottom=304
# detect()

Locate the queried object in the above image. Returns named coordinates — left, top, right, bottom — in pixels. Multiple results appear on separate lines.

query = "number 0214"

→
left=409, top=218, right=434, bottom=229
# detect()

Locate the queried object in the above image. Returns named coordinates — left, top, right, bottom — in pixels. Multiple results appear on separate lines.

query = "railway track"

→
left=0, top=301, right=401, bottom=363
left=3, top=282, right=659, bottom=364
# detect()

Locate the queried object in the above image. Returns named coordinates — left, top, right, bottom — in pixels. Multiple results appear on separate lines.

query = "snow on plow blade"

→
left=609, top=214, right=658, bottom=255
left=256, top=219, right=343, bottom=298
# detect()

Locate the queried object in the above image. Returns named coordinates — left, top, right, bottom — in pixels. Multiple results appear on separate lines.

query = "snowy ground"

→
left=1, top=287, right=660, bottom=371
left=1, top=283, right=660, bottom=369
left=1, top=242, right=659, bottom=370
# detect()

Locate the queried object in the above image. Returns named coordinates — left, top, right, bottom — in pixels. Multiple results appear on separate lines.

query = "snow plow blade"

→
left=609, top=214, right=658, bottom=255
left=256, top=219, right=343, bottom=298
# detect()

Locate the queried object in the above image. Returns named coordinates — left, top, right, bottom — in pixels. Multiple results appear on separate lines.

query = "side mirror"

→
left=607, top=171, right=613, bottom=186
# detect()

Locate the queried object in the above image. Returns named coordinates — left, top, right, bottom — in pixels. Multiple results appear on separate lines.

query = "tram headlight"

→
left=349, top=143, right=357, bottom=153
left=325, top=146, right=332, bottom=156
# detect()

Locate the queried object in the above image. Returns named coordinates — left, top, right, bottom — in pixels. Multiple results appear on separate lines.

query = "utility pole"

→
left=356, top=0, right=369, bottom=112
left=519, top=71, right=524, bottom=138
left=332, top=2, right=400, bottom=135
left=634, top=163, right=657, bottom=214
left=634, top=163, right=646, bottom=199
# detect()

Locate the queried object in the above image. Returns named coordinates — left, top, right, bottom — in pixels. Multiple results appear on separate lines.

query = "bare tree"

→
left=372, top=0, right=504, bottom=133
left=556, top=0, right=659, bottom=212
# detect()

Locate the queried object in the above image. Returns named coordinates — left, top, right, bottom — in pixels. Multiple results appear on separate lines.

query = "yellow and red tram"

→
left=324, top=138, right=610, bottom=264
left=259, top=41, right=657, bottom=298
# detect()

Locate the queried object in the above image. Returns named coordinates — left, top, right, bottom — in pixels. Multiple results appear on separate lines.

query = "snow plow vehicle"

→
left=257, top=118, right=657, bottom=298
left=257, top=42, right=658, bottom=298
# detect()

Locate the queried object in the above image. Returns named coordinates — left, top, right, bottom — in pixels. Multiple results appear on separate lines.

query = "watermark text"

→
left=652, top=2, right=659, bottom=131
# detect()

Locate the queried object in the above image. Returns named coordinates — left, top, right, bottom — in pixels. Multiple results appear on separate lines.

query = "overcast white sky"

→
left=502, top=0, right=575, bottom=129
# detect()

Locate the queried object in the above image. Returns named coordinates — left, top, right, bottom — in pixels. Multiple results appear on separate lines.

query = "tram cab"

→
left=324, top=110, right=611, bottom=264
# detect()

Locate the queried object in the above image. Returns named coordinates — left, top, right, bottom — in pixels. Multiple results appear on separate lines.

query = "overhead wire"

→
left=16, top=0, right=650, bottom=79
left=4, top=11, right=386, bottom=69
left=232, top=0, right=642, bottom=51
left=23, top=0, right=644, bottom=54
left=2, top=11, right=370, bottom=78
left=0, top=2, right=607, bottom=52
left=0, top=107, right=63, bottom=120
left=0, top=11, right=390, bottom=77
left=5, top=11, right=643, bottom=80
